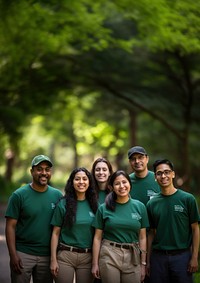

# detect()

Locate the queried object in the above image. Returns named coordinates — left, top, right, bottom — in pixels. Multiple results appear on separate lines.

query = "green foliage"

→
left=0, top=0, right=113, bottom=154
left=113, top=0, right=200, bottom=53
left=194, top=273, right=200, bottom=283
left=0, top=175, right=21, bottom=202
left=0, top=0, right=200, bottom=190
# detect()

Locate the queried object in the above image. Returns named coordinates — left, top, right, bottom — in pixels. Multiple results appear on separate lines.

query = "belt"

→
left=110, top=242, right=132, bottom=250
left=153, top=248, right=189, bottom=256
left=58, top=243, right=92, bottom=253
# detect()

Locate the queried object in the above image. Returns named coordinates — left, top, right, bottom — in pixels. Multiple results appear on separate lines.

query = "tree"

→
left=0, top=0, right=112, bottom=181
left=60, top=0, right=200, bottom=188
left=0, top=0, right=199, bottom=189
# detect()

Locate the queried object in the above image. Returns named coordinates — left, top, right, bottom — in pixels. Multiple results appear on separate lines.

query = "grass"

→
left=194, top=272, right=200, bottom=283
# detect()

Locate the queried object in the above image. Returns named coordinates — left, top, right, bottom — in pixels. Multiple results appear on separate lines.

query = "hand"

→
left=50, top=259, right=59, bottom=278
left=10, top=253, right=24, bottom=274
left=187, top=257, right=198, bottom=273
left=91, top=263, right=101, bottom=279
left=140, top=264, right=146, bottom=282
left=146, top=262, right=150, bottom=277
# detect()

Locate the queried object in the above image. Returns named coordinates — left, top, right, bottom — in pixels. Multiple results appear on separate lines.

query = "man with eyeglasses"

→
left=5, top=155, right=63, bottom=283
left=146, top=159, right=199, bottom=283
left=128, top=146, right=160, bottom=205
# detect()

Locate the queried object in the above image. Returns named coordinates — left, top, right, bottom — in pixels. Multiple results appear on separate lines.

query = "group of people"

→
left=5, top=147, right=199, bottom=283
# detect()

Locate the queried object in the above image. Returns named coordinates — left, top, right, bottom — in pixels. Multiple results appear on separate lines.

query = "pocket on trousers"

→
left=132, top=246, right=140, bottom=265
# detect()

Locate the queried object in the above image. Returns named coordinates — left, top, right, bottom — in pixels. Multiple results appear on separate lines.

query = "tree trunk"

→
left=5, top=149, right=15, bottom=182
left=175, top=136, right=190, bottom=191
left=129, top=109, right=137, bottom=147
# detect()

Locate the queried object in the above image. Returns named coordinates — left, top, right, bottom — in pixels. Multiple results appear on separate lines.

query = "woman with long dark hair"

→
left=50, top=167, right=98, bottom=283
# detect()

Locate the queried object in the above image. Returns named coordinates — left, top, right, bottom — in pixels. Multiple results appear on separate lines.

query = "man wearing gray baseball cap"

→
left=5, top=154, right=63, bottom=283
left=128, top=146, right=160, bottom=205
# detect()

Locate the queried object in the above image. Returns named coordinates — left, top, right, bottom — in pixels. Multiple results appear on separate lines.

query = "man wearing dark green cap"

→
left=5, top=155, right=63, bottom=283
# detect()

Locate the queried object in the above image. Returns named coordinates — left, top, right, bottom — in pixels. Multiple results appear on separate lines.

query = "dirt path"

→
left=0, top=202, right=10, bottom=283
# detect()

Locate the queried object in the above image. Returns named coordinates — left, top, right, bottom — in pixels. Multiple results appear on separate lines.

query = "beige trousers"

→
left=99, top=240, right=141, bottom=283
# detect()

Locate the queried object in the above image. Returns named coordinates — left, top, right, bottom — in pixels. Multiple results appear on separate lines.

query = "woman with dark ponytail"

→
left=92, top=170, right=149, bottom=283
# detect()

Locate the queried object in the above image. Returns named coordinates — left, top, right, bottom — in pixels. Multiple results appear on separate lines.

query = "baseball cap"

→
left=128, top=146, right=147, bottom=159
left=31, top=155, right=53, bottom=167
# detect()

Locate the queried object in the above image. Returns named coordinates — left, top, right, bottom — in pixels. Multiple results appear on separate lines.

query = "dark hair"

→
left=63, top=167, right=98, bottom=228
left=153, top=159, right=174, bottom=172
left=91, top=157, right=113, bottom=196
left=105, top=170, right=131, bottom=211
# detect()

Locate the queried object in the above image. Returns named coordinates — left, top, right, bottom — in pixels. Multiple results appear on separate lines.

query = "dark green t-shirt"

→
left=5, top=184, right=63, bottom=256
left=146, top=189, right=200, bottom=250
left=51, top=198, right=95, bottom=249
left=92, top=198, right=149, bottom=243
left=98, top=190, right=107, bottom=205
left=129, top=171, right=160, bottom=205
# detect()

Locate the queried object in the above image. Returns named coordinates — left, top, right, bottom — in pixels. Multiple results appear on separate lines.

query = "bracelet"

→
left=140, top=249, right=147, bottom=254
left=141, top=262, right=147, bottom=266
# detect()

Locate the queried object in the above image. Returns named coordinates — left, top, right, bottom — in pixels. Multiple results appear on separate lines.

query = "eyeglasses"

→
left=155, top=170, right=172, bottom=177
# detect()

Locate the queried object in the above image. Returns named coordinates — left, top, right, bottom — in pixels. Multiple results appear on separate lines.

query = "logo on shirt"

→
left=174, top=205, right=184, bottom=212
left=147, top=190, right=159, bottom=199
left=51, top=203, right=56, bottom=209
left=89, top=211, right=95, bottom=217
left=131, top=213, right=141, bottom=220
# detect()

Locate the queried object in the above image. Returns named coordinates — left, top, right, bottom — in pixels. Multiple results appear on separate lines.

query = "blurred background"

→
left=0, top=1, right=200, bottom=282
left=0, top=0, right=199, bottom=198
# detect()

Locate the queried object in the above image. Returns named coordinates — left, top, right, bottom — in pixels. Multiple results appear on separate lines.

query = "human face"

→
left=31, top=161, right=52, bottom=187
left=155, top=164, right=175, bottom=187
left=73, top=171, right=90, bottom=197
left=94, top=162, right=110, bottom=185
left=129, top=154, right=149, bottom=173
left=112, top=174, right=131, bottom=201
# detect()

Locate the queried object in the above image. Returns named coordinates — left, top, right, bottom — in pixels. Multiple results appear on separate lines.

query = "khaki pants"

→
left=11, top=251, right=53, bottom=283
left=99, top=240, right=141, bottom=283
left=55, top=250, right=94, bottom=283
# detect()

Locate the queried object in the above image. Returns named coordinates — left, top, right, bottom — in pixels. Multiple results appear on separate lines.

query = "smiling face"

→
left=94, top=161, right=111, bottom=187
left=129, top=153, right=149, bottom=174
left=155, top=163, right=175, bottom=188
left=30, top=161, right=52, bottom=189
left=112, top=174, right=131, bottom=202
left=73, top=170, right=90, bottom=198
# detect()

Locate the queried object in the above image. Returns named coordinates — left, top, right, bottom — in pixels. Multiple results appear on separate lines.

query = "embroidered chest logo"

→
left=131, top=213, right=141, bottom=220
left=174, top=205, right=184, bottom=212
left=51, top=203, right=56, bottom=209
left=89, top=211, right=95, bottom=217
left=147, top=190, right=157, bottom=197
left=147, top=190, right=159, bottom=200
